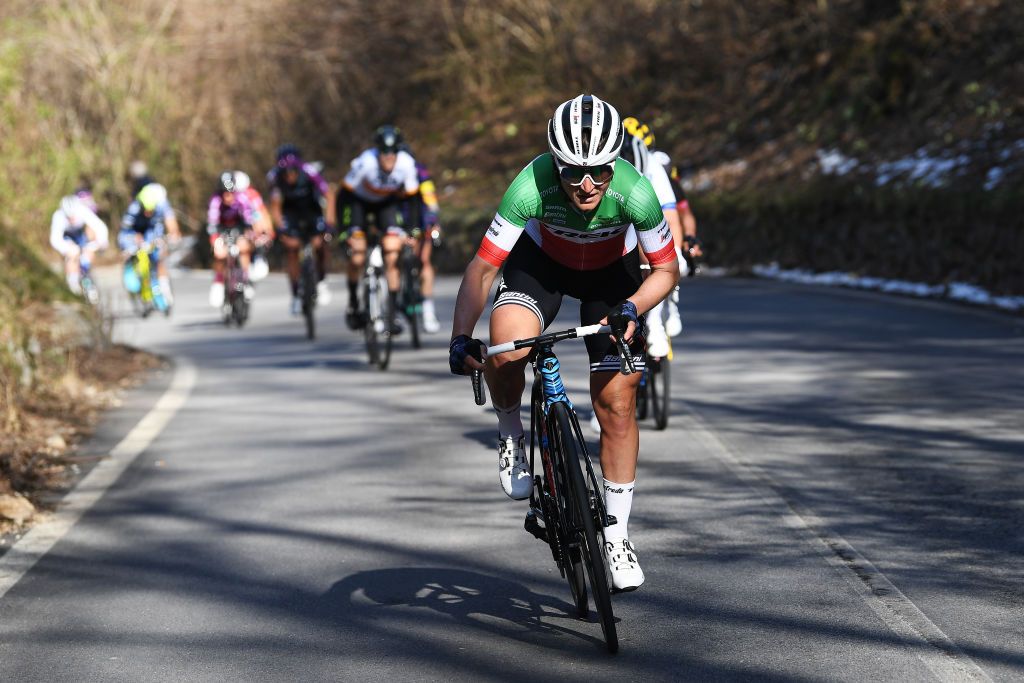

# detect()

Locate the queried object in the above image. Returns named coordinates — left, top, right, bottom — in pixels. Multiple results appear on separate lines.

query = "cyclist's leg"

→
left=277, top=230, right=302, bottom=297
left=486, top=238, right=563, bottom=432
left=210, top=232, right=227, bottom=306
left=313, top=217, right=328, bottom=281
left=418, top=232, right=441, bottom=332
left=237, top=233, right=253, bottom=271
left=380, top=202, right=404, bottom=292
left=338, top=189, right=366, bottom=310
left=578, top=251, right=645, bottom=484
left=578, top=256, right=646, bottom=590
left=62, top=236, right=84, bottom=293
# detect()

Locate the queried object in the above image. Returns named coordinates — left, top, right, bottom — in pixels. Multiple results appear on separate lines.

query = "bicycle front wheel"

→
left=377, top=273, right=393, bottom=370
left=550, top=402, right=618, bottom=653
left=301, top=257, right=317, bottom=340
left=362, top=278, right=380, bottom=366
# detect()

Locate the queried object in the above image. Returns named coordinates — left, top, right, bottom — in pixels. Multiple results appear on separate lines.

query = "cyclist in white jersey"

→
left=619, top=132, right=686, bottom=357
left=50, top=195, right=109, bottom=295
left=337, top=125, right=421, bottom=329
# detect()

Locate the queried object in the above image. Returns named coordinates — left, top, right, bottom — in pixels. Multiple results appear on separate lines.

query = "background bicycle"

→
left=123, top=242, right=170, bottom=318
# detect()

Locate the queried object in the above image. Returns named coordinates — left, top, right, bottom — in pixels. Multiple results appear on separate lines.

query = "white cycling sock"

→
left=493, top=401, right=523, bottom=439
left=603, top=478, right=635, bottom=541
left=158, top=276, right=173, bottom=303
left=422, top=298, right=436, bottom=318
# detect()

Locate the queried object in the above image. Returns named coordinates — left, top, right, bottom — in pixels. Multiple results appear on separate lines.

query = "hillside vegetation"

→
left=2, top=0, right=1021, bottom=292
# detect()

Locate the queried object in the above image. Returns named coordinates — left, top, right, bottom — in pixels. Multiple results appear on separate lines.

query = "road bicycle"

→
left=360, top=242, right=394, bottom=369
left=636, top=337, right=671, bottom=431
left=220, top=228, right=252, bottom=328
left=635, top=249, right=699, bottom=430
left=123, top=243, right=170, bottom=318
left=471, top=323, right=637, bottom=653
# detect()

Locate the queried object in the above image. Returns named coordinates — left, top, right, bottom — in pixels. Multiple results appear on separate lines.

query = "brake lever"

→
left=616, top=337, right=636, bottom=375
left=472, top=369, right=486, bottom=405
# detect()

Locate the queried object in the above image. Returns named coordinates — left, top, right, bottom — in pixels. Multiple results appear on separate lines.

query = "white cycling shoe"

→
left=604, top=538, right=645, bottom=592
left=209, top=282, right=225, bottom=307
left=422, top=311, right=442, bottom=334
left=498, top=435, right=532, bottom=500
left=317, top=281, right=332, bottom=306
left=665, top=309, right=683, bottom=337
left=647, top=327, right=670, bottom=358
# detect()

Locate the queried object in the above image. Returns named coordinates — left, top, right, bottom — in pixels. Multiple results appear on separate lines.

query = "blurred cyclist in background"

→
left=206, top=171, right=258, bottom=307
left=49, top=195, right=109, bottom=296
left=399, top=146, right=443, bottom=334
left=119, top=183, right=176, bottom=305
left=267, top=144, right=334, bottom=315
left=336, top=125, right=420, bottom=330
left=234, top=170, right=274, bottom=282
left=127, top=160, right=182, bottom=246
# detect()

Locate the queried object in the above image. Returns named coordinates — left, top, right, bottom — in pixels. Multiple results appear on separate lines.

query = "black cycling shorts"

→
left=492, top=237, right=646, bottom=373
left=337, top=188, right=411, bottom=237
left=278, top=213, right=326, bottom=240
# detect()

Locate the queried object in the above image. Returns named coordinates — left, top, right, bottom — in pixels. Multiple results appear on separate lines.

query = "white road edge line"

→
left=679, top=402, right=993, bottom=683
left=0, top=360, right=197, bottom=600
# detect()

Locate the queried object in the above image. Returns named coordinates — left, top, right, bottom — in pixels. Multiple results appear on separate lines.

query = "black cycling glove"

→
left=607, top=300, right=638, bottom=339
left=449, top=334, right=484, bottom=375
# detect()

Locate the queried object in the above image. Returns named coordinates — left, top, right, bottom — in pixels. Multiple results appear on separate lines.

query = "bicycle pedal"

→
left=524, top=509, right=547, bottom=542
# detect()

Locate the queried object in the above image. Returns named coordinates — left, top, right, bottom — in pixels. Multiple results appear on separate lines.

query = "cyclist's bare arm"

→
left=628, top=257, right=679, bottom=316
left=451, top=254, right=500, bottom=370
left=164, top=213, right=181, bottom=242
left=270, top=194, right=284, bottom=231
left=680, top=203, right=702, bottom=258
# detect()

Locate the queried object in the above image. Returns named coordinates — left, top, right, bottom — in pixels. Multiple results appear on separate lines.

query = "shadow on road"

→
left=322, top=567, right=604, bottom=650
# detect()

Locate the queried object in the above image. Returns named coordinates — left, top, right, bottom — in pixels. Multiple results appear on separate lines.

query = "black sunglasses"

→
left=555, top=160, right=615, bottom=187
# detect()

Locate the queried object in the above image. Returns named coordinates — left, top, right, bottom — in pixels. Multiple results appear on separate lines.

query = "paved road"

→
left=1, top=271, right=1022, bottom=681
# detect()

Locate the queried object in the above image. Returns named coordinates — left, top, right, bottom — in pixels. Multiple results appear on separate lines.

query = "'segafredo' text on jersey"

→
left=478, top=154, right=673, bottom=271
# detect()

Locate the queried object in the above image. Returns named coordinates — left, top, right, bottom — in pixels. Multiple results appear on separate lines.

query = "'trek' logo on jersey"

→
left=544, top=225, right=626, bottom=240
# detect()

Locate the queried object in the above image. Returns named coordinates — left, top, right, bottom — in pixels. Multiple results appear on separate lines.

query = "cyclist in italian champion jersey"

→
left=449, top=94, right=680, bottom=592
left=267, top=144, right=335, bottom=314
left=50, top=195, right=109, bottom=296
left=337, top=125, right=420, bottom=330
left=207, top=171, right=258, bottom=307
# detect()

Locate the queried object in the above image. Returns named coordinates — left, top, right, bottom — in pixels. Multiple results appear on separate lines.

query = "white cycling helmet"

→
left=60, top=195, right=85, bottom=221
left=548, top=94, right=624, bottom=167
left=619, top=133, right=650, bottom=176
left=233, top=170, right=251, bottom=191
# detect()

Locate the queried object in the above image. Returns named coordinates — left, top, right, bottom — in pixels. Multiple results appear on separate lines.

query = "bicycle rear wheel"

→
left=635, top=367, right=649, bottom=421
left=550, top=402, right=618, bottom=653
left=651, top=358, right=670, bottom=430
left=403, top=254, right=422, bottom=350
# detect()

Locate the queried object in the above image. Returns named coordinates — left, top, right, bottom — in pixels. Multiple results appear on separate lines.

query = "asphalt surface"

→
left=1, top=270, right=1021, bottom=682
